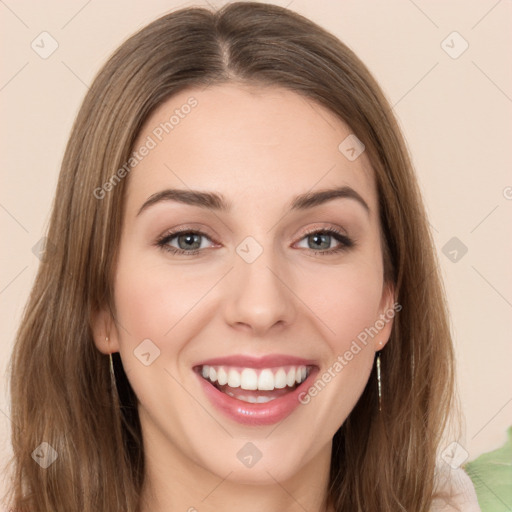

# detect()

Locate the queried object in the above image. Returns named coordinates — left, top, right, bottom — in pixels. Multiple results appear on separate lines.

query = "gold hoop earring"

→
left=376, top=351, right=382, bottom=412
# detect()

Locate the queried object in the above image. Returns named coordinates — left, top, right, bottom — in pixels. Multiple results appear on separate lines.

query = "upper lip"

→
left=193, top=354, right=319, bottom=369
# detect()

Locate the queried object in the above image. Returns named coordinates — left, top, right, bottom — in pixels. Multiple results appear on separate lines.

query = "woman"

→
left=3, top=2, right=480, bottom=511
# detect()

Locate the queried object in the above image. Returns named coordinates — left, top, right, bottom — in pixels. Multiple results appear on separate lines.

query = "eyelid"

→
left=157, top=224, right=219, bottom=242
left=295, top=222, right=350, bottom=238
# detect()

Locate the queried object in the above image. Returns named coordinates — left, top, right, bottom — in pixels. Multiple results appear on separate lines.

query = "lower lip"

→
left=194, top=368, right=318, bottom=426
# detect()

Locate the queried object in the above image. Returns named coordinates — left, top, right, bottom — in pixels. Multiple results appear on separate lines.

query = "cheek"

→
left=111, top=251, right=214, bottom=411
left=292, top=261, right=385, bottom=438
left=303, top=260, right=384, bottom=354
left=113, top=253, right=215, bottom=343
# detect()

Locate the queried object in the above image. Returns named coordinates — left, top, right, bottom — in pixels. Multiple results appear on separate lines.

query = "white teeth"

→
left=286, top=367, right=296, bottom=387
left=258, top=369, right=275, bottom=390
left=240, top=368, right=258, bottom=390
left=255, top=395, right=274, bottom=403
left=217, top=367, right=228, bottom=385
left=199, top=364, right=311, bottom=391
left=227, top=368, right=241, bottom=388
left=274, top=368, right=287, bottom=389
left=225, top=391, right=275, bottom=403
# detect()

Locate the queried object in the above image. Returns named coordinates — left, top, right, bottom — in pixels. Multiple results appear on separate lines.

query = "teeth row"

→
left=224, top=391, right=276, bottom=403
left=201, top=365, right=309, bottom=391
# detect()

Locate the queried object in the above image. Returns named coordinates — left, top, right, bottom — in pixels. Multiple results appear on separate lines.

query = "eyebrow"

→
left=136, top=185, right=370, bottom=217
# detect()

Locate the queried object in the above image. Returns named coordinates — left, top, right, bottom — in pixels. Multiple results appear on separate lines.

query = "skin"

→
left=92, top=82, right=395, bottom=512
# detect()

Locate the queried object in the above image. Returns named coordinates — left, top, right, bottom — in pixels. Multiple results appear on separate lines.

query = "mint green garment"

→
left=465, top=426, right=512, bottom=512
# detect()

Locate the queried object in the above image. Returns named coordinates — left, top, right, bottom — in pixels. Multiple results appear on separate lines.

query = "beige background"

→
left=1, top=0, right=511, bottom=500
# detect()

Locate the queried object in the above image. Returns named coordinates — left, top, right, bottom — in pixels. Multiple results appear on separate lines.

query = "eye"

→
left=155, top=226, right=355, bottom=256
left=295, top=227, right=354, bottom=255
left=155, top=229, right=216, bottom=255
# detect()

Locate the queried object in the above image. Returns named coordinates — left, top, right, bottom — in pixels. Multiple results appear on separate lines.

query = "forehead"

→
left=126, top=83, right=377, bottom=217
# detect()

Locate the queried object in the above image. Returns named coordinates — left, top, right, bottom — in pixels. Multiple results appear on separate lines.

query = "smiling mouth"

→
left=195, top=364, right=313, bottom=404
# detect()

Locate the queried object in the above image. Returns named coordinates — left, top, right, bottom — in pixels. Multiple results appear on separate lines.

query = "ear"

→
left=374, top=281, right=398, bottom=352
left=90, top=305, right=121, bottom=355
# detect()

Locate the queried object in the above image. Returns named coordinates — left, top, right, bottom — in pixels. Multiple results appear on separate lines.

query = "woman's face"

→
left=94, top=83, right=395, bottom=484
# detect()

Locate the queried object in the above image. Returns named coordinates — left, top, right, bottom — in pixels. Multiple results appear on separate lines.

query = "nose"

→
left=222, top=245, right=297, bottom=336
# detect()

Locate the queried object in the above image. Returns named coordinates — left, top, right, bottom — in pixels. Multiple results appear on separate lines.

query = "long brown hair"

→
left=4, top=2, right=460, bottom=510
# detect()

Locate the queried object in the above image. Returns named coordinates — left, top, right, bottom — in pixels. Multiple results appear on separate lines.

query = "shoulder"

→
left=430, top=462, right=481, bottom=512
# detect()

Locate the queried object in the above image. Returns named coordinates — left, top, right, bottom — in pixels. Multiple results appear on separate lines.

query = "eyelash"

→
left=155, top=226, right=355, bottom=256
